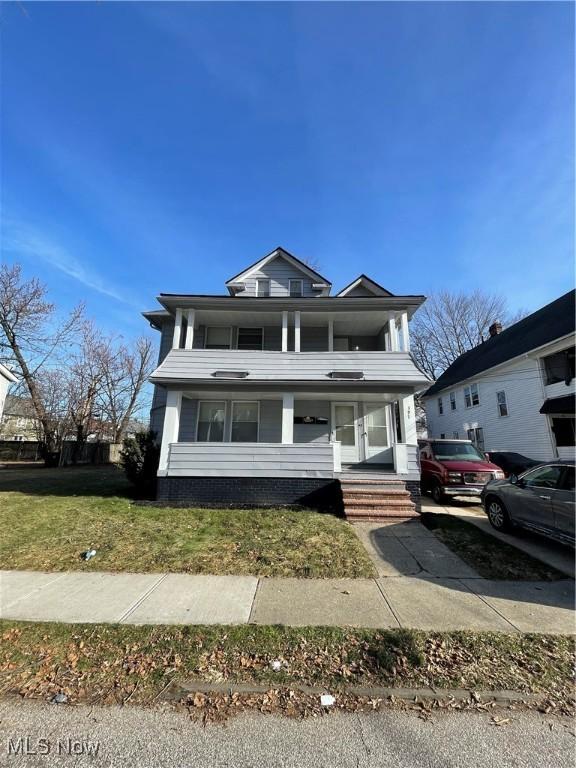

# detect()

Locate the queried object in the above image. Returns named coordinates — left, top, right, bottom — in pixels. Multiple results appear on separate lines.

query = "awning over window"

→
left=539, top=394, right=575, bottom=415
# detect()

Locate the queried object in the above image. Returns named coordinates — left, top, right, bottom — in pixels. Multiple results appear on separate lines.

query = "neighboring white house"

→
left=144, top=247, right=431, bottom=519
left=423, top=290, right=575, bottom=462
left=0, top=364, right=18, bottom=425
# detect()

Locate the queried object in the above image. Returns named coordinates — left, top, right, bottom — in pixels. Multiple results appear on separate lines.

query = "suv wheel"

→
left=486, top=497, right=512, bottom=532
left=431, top=483, right=445, bottom=505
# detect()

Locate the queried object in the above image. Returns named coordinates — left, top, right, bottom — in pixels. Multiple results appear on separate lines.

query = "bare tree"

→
left=98, top=337, right=153, bottom=443
left=0, top=264, right=84, bottom=453
left=411, top=289, right=525, bottom=380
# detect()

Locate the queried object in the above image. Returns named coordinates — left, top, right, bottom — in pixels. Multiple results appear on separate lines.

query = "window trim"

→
left=204, top=326, right=232, bottom=350
left=230, top=400, right=260, bottom=443
left=236, top=327, right=264, bottom=351
left=256, top=279, right=271, bottom=297
left=195, top=400, right=227, bottom=442
left=496, top=390, right=508, bottom=418
left=289, top=279, right=304, bottom=297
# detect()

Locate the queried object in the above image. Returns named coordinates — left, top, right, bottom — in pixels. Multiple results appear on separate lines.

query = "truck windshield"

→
left=431, top=442, right=485, bottom=461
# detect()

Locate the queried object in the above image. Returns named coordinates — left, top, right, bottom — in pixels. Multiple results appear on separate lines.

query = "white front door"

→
left=331, top=402, right=359, bottom=463
left=362, top=402, right=391, bottom=463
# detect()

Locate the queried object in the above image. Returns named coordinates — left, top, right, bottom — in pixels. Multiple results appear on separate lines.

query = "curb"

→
left=165, top=680, right=542, bottom=705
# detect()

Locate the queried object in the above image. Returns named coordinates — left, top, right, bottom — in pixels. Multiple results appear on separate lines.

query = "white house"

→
left=0, top=364, right=18, bottom=425
left=144, top=247, right=431, bottom=519
left=423, top=290, right=575, bottom=462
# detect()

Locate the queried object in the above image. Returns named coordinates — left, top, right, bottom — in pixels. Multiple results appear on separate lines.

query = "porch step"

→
left=340, top=479, right=417, bottom=522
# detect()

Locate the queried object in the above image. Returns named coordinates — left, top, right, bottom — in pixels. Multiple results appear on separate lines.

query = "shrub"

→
left=120, top=430, right=160, bottom=498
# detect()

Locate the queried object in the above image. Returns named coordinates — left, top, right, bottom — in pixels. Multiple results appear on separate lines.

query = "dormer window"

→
left=289, top=279, right=303, bottom=297
left=256, top=279, right=270, bottom=297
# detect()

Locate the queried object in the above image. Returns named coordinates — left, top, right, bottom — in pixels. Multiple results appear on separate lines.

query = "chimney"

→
left=489, top=320, right=502, bottom=337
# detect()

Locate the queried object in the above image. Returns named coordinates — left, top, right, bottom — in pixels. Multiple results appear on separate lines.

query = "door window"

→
left=196, top=402, right=225, bottom=441
left=231, top=402, right=259, bottom=442
left=523, top=465, right=563, bottom=489
left=334, top=405, right=356, bottom=446
left=365, top=406, right=388, bottom=448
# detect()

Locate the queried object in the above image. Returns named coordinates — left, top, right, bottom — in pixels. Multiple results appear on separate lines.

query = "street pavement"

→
left=0, top=698, right=573, bottom=768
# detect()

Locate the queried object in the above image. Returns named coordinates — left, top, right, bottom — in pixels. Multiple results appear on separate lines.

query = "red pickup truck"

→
left=418, top=438, right=505, bottom=504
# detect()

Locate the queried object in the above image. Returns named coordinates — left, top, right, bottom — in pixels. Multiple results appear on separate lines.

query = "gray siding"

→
left=151, top=350, right=430, bottom=386
left=294, top=400, right=330, bottom=444
left=178, top=397, right=198, bottom=441
left=345, top=285, right=377, bottom=297
left=238, top=256, right=319, bottom=297
left=166, top=442, right=335, bottom=478
left=259, top=400, right=282, bottom=442
left=301, top=326, right=329, bottom=352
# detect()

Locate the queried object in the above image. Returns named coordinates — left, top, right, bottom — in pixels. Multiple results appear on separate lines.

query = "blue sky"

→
left=1, top=1, right=574, bottom=339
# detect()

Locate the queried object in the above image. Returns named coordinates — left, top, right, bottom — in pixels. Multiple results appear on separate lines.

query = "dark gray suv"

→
left=481, top=461, right=575, bottom=546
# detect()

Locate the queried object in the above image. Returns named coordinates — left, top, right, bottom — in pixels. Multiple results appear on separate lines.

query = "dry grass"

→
left=0, top=466, right=375, bottom=578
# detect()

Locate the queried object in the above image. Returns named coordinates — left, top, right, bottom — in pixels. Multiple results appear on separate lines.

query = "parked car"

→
left=485, top=451, right=540, bottom=477
left=419, top=439, right=505, bottom=504
left=481, top=461, right=575, bottom=546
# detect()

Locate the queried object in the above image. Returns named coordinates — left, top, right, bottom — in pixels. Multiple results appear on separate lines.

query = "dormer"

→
left=225, top=247, right=331, bottom=297
left=336, top=274, right=394, bottom=297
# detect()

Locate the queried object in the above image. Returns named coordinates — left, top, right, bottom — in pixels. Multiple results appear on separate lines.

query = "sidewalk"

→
left=1, top=566, right=573, bottom=634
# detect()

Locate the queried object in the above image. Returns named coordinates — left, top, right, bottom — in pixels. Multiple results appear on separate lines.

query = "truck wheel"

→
left=431, top=483, right=446, bottom=505
left=486, top=497, right=512, bottom=532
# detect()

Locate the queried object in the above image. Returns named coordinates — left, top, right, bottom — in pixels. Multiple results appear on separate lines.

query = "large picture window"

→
left=231, top=402, right=259, bottom=442
left=205, top=327, right=231, bottom=349
left=196, top=401, right=225, bottom=442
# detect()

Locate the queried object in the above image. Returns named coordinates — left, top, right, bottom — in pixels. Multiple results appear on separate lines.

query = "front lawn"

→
left=0, top=466, right=375, bottom=578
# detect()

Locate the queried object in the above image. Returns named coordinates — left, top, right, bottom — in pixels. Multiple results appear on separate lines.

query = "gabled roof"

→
left=336, top=274, right=394, bottom=297
left=3, top=395, right=35, bottom=417
left=424, top=289, right=576, bottom=397
left=0, top=363, right=18, bottom=384
left=225, top=247, right=332, bottom=294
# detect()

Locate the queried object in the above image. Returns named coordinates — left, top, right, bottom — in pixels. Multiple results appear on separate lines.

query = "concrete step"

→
left=342, top=489, right=411, bottom=498
left=344, top=499, right=415, bottom=509
left=340, top=478, right=407, bottom=486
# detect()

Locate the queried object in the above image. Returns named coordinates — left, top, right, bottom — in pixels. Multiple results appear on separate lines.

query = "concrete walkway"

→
left=1, top=566, right=574, bottom=634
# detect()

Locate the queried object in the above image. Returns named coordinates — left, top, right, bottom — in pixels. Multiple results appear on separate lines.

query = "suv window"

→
left=560, top=466, right=575, bottom=492
left=523, top=465, right=563, bottom=489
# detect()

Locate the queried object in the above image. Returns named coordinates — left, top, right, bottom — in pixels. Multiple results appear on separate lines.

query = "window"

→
left=453, top=431, right=459, bottom=439
left=450, top=392, right=456, bottom=411
left=523, top=465, right=563, bottom=489
left=256, top=279, right=270, bottom=297
left=196, top=402, right=225, bottom=442
left=439, top=433, right=446, bottom=439
left=467, top=427, right=485, bottom=451
left=437, top=397, right=443, bottom=415
left=467, top=428, right=474, bottom=442
left=231, top=402, right=259, bottom=442
left=543, top=349, right=575, bottom=385
left=464, top=383, right=479, bottom=408
left=289, top=279, right=303, bottom=297
left=431, top=441, right=485, bottom=461
left=496, top=390, right=508, bottom=417
left=13, top=435, right=24, bottom=442
left=561, top=466, right=575, bottom=492
left=551, top=417, right=575, bottom=447
left=205, top=327, right=231, bottom=349
left=237, top=328, right=263, bottom=350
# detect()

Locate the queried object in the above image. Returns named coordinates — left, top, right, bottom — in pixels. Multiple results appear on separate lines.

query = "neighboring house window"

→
left=205, top=327, right=231, bottom=349
left=453, top=431, right=459, bottom=439
left=196, top=402, right=225, bottom=442
left=16, top=417, right=27, bottom=428
left=496, top=390, right=508, bottom=417
left=13, top=435, right=24, bottom=442
left=437, top=397, right=443, bottom=415
left=551, top=417, right=575, bottom=447
left=467, top=428, right=474, bottom=442
left=467, top=427, right=485, bottom=451
left=450, top=392, right=456, bottom=410
left=231, top=402, right=259, bottom=442
left=464, top=383, right=479, bottom=408
left=543, top=349, right=575, bottom=385
left=237, top=328, right=264, bottom=350
left=289, top=279, right=303, bottom=297
left=439, top=433, right=446, bottom=439
left=256, top=279, right=270, bottom=297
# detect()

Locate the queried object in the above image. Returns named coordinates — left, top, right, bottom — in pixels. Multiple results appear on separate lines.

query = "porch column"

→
left=400, top=311, right=410, bottom=352
left=294, top=311, right=301, bottom=352
left=398, top=394, right=417, bottom=444
left=327, top=318, right=334, bottom=352
left=281, top=392, right=294, bottom=443
left=281, top=311, right=288, bottom=352
left=172, top=309, right=183, bottom=349
left=388, top=314, right=399, bottom=351
left=184, top=309, right=195, bottom=350
left=158, top=390, right=182, bottom=473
